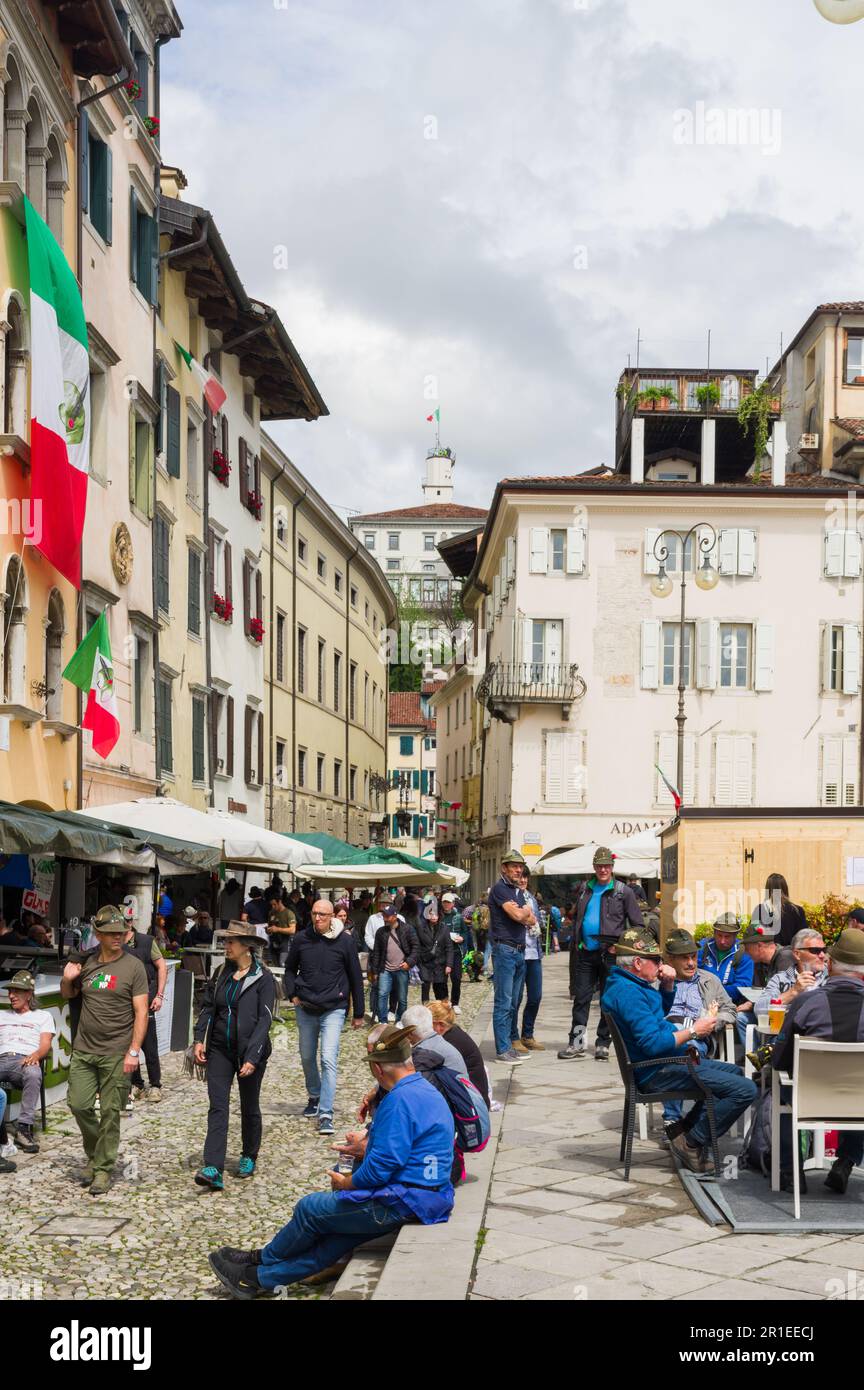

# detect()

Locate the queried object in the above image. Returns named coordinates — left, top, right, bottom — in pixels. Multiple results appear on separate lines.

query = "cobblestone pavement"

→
left=471, top=954, right=864, bottom=1301
left=0, top=979, right=489, bottom=1301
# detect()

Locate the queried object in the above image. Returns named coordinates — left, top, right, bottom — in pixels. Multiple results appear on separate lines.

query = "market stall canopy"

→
left=289, top=840, right=469, bottom=888
left=77, top=799, right=321, bottom=871
left=0, top=801, right=220, bottom=873
left=535, top=831, right=661, bottom=879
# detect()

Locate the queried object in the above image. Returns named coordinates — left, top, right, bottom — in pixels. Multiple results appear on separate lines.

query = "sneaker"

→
left=13, top=1124, right=39, bottom=1154
left=825, top=1157, right=854, bottom=1195
left=317, top=1113, right=335, bottom=1135
left=236, top=1156, right=256, bottom=1179
left=453, top=1005, right=462, bottom=1016
left=194, top=1166, right=224, bottom=1191
left=511, top=1039, right=531, bottom=1055
left=521, top=1037, right=546, bottom=1051
left=131, top=1086, right=146, bottom=1103
left=387, top=1012, right=396, bottom=1022
left=557, top=1042, right=585, bottom=1060
left=208, top=1250, right=261, bottom=1300
left=494, top=1050, right=526, bottom=1064
left=218, top=1246, right=262, bottom=1265
left=0, top=1156, right=17, bottom=1174
left=124, top=1096, right=134, bottom=1115
left=671, top=1132, right=706, bottom=1174
left=594, top=1044, right=610, bottom=1062
left=89, top=1172, right=111, bottom=1197
left=302, top=1097, right=320, bottom=1119
left=147, top=1087, right=162, bottom=1103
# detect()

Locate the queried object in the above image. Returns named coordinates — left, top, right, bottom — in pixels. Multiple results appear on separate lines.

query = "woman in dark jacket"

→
left=192, top=922, right=276, bottom=1191
left=413, top=906, right=454, bottom=1004
left=428, top=999, right=489, bottom=1106
left=755, top=874, right=808, bottom=946
left=368, top=918, right=418, bottom=1023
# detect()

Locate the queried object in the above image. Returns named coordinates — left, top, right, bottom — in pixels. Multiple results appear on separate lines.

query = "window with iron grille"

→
left=349, top=662, right=357, bottom=720
left=317, top=754, right=325, bottom=793
left=334, top=760, right=342, bottom=797
left=297, top=626, right=306, bottom=693
left=276, top=613, right=286, bottom=683
left=333, top=651, right=342, bottom=713
left=298, top=748, right=306, bottom=787
left=317, top=639, right=326, bottom=704
left=192, top=695, right=206, bottom=783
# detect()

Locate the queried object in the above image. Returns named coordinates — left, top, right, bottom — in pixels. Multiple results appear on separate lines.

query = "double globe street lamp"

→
left=649, top=524, right=718, bottom=807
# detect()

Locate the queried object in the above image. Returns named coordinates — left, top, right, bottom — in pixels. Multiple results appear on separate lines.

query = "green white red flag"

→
left=426, top=407, right=440, bottom=423
left=25, top=196, right=90, bottom=588
left=63, top=610, right=119, bottom=758
left=174, top=341, right=227, bottom=413
left=655, top=764, right=681, bottom=811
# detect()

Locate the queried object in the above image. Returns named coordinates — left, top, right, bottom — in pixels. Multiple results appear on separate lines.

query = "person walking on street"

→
left=61, top=905, right=149, bottom=1196
left=558, top=848, right=643, bottom=1063
left=124, top=920, right=168, bottom=1105
left=192, top=923, right=276, bottom=1191
left=489, top=850, right=536, bottom=1064
left=414, top=896, right=453, bottom=1004
left=0, top=970, right=55, bottom=1153
left=217, top=878, right=244, bottom=931
left=440, top=892, right=469, bottom=1014
left=285, top=899, right=365, bottom=1136
left=267, top=898, right=297, bottom=967
left=368, top=908, right=417, bottom=1023
left=513, top=866, right=545, bottom=1054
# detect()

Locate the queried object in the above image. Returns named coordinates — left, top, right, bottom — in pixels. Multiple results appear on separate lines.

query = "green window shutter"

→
left=399, top=734, right=413, bottom=756
left=145, top=421, right=154, bottom=517
left=129, top=186, right=138, bottom=284
left=392, top=814, right=400, bottom=838
left=412, top=815, right=420, bottom=838
left=412, top=769, right=420, bottom=790
left=155, top=516, right=169, bottom=613
left=128, top=408, right=136, bottom=504
left=80, top=110, right=89, bottom=215
left=148, top=214, right=160, bottom=307
left=104, top=144, right=113, bottom=244
left=154, top=360, right=164, bottom=455
left=421, top=769, right=429, bottom=794
left=192, top=698, right=205, bottom=782
left=166, top=385, right=181, bottom=476
left=188, top=550, right=201, bottom=634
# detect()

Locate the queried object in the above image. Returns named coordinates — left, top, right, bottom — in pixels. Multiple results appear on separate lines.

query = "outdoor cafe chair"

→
left=607, top=1013, right=722, bottom=1181
left=0, top=1057, right=48, bottom=1144
left=771, top=1037, right=864, bottom=1219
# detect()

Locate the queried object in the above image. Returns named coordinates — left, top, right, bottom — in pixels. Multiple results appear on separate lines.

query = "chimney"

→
left=160, top=166, right=188, bottom=200
left=630, top=418, right=645, bottom=484
left=771, top=420, right=787, bottom=487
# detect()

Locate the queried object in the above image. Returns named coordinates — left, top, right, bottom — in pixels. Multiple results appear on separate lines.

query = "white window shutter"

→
left=505, top=535, right=516, bottom=586
left=737, top=529, right=757, bottom=577
left=498, top=556, right=508, bottom=607
left=696, top=618, right=718, bottom=690
left=718, top=529, right=738, bottom=576
left=733, top=736, right=754, bottom=805
left=753, top=622, right=775, bottom=691
left=714, top=735, right=734, bottom=806
left=845, top=530, right=863, bottom=579
left=529, top=527, right=549, bottom=574
left=683, top=733, right=697, bottom=805
left=825, top=530, right=844, bottom=577
left=564, top=731, right=586, bottom=804
left=655, top=732, right=677, bottom=807
left=821, top=737, right=841, bottom=805
left=821, top=623, right=833, bottom=692
left=492, top=574, right=501, bottom=618
left=545, top=620, right=563, bottom=669
left=544, top=730, right=564, bottom=801
left=487, top=593, right=495, bottom=635
left=522, top=617, right=534, bottom=665
left=644, top=527, right=661, bottom=575
left=843, top=735, right=860, bottom=805
left=641, top=619, right=660, bottom=689
left=566, top=527, right=586, bottom=574
left=843, top=624, right=861, bottom=696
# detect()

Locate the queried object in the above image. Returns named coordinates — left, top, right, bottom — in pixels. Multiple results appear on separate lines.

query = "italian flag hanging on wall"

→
left=174, top=341, right=227, bottom=413
left=63, top=610, right=120, bottom=758
left=24, top=196, right=90, bottom=588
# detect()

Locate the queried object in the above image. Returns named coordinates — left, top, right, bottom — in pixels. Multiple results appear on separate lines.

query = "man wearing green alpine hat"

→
left=488, top=850, right=537, bottom=1063
left=0, top=970, right=55, bottom=1154
left=558, top=847, right=643, bottom=1063
left=61, top=904, right=149, bottom=1196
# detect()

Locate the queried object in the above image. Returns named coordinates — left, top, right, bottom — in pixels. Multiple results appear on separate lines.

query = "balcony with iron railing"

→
left=477, top=661, right=587, bottom=722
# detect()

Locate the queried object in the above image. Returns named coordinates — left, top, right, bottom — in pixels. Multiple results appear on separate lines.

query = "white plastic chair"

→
left=772, top=1038, right=864, bottom=1219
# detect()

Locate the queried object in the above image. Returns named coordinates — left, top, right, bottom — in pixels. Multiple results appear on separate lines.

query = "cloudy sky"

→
left=162, top=0, right=864, bottom=516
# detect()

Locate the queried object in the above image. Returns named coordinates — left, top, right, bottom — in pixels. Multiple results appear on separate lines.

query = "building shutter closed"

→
left=529, top=527, right=548, bottom=574
left=843, top=624, right=861, bottom=696
left=641, top=619, right=660, bottom=689
left=255, top=568, right=263, bottom=622
left=244, top=705, right=253, bottom=784
left=825, top=530, right=845, bottom=577
left=566, top=527, right=586, bottom=574
left=239, top=437, right=248, bottom=505
left=226, top=696, right=234, bottom=777
left=753, top=622, right=775, bottom=691
left=696, top=618, right=718, bottom=690
left=166, top=384, right=181, bottom=477
left=243, top=558, right=251, bottom=634
left=644, top=527, right=661, bottom=575
left=737, top=528, right=757, bottom=576
left=257, top=711, right=264, bottom=786
left=224, top=541, right=233, bottom=607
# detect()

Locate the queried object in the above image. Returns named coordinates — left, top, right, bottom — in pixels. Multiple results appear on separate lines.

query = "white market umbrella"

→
left=536, top=836, right=660, bottom=878
left=290, top=861, right=469, bottom=889
left=77, top=798, right=321, bottom=872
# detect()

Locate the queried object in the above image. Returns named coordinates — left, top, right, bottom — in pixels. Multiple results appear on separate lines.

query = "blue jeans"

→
left=514, top=957, right=543, bottom=1041
left=377, top=968, right=409, bottom=1022
left=644, top=1058, right=756, bottom=1150
left=258, top=1190, right=405, bottom=1291
left=662, top=1040, right=707, bottom=1123
left=483, top=939, right=493, bottom=977
left=296, top=1006, right=346, bottom=1117
left=492, top=943, right=526, bottom=1054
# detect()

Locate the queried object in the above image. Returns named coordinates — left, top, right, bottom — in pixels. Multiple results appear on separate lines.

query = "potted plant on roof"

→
left=638, top=386, right=678, bottom=412
left=695, top=381, right=720, bottom=411
left=655, top=386, right=678, bottom=412
left=737, top=379, right=775, bottom=482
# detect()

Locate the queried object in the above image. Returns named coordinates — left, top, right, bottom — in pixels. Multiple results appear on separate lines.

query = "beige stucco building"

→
left=386, top=688, right=438, bottom=860
left=767, top=302, right=864, bottom=480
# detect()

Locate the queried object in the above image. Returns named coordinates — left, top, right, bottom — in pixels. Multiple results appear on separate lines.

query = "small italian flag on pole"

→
left=63, top=610, right=120, bottom=759
left=425, top=407, right=440, bottom=424
left=174, top=341, right=227, bottom=413
left=655, top=764, right=681, bottom=811
left=25, top=196, right=90, bottom=588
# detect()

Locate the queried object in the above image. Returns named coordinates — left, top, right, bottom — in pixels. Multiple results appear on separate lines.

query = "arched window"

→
left=24, top=95, right=47, bottom=219
left=4, top=293, right=28, bottom=438
left=3, top=555, right=27, bottom=705
left=44, top=590, right=64, bottom=720
left=720, top=374, right=740, bottom=411
left=46, top=131, right=66, bottom=246
left=3, top=54, right=27, bottom=188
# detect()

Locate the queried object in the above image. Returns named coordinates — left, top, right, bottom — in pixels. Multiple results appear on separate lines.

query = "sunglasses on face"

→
left=802, top=946, right=826, bottom=956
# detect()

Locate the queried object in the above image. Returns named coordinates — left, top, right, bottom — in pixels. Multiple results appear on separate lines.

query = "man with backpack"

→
left=558, top=848, right=644, bottom=1062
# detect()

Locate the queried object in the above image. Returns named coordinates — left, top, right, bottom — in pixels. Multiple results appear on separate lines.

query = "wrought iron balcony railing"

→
left=478, top=661, right=586, bottom=709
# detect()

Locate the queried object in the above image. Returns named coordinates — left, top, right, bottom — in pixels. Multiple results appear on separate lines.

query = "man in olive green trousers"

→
left=61, top=905, right=149, bottom=1196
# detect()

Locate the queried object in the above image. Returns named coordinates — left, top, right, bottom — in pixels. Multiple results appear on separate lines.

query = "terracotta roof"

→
left=771, top=304, right=864, bottom=375
left=421, top=679, right=446, bottom=695
left=353, top=503, right=488, bottom=522
left=498, top=472, right=864, bottom=491
left=388, top=692, right=436, bottom=731
left=835, top=419, right=864, bottom=438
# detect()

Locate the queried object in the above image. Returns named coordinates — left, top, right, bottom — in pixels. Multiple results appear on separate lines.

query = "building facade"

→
left=387, top=688, right=438, bottom=859
left=262, top=434, right=395, bottom=845
left=767, top=302, right=864, bottom=480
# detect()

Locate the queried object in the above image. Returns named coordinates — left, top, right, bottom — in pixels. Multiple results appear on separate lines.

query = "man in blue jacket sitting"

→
left=602, top=928, right=757, bottom=1174
left=208, top=1023, right=455, bottom=1297
left=697, top=913, right=754, bottom=1005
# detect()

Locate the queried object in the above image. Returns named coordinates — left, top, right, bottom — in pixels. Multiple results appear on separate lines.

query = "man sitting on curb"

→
left=208, top=1024, right=455, bottom=1298
left=772, top=928, right=864, bottom=1195
left=602, top=928, right=757, bottom=1174
left=0, top=970, right=54, bottom=1153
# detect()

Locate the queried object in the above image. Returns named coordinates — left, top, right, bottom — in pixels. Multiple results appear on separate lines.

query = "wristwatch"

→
left=127, top=1048, right=141, bottom=1058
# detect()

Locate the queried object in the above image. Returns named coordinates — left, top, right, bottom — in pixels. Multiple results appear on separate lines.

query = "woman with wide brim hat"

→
left=192, top=923, right=276, bottom=1191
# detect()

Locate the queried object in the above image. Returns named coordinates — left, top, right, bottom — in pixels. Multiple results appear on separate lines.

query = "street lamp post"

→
left=650, top=524, right=718, bottom=806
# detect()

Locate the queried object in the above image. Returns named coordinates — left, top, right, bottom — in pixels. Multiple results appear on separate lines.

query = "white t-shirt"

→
left=0, top=1007, right=56, bottom=1057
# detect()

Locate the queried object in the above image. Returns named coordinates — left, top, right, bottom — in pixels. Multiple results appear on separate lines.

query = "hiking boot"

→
left=780, top=1168, right=808, bottom=1195
left=697, top=1147, right=716, bottom=1175
left=521, top=1037, right=545, bottom=1051
left=147, top=1087, right=162, bottom=1103
left=557, top=1042, right=585, bottom=1060
left=825, top=1157, right=854, bottom=1195
left=236, top=1156, right=256, bottom=1179
left=89, top=1172, right=111, bottom=1197
left=494, top=1049, right=526, bottom=1064
left=317, top=1113, right=335, bottom=1135
left=81, top=1163, right=95, bottom=1186
left=194, top=1166, right=224, bottom=1191
left=208, top=1250, right=261, bottom=1300
left=0, top=1156, right=17, bottom=1174
left=14, top=1124, right=39, bottom=1154
left=511, top=1039, right=531, bottom=1055
left=218, top=1246, right=262, bottom=1265
left=302, top=1097, right=319, bottom=1119
left=594, top=1044, right=610, bottom=1062
left=671, top=1132, right=706, bottom=1174
left=131, top=1086, right=146, bottom=1103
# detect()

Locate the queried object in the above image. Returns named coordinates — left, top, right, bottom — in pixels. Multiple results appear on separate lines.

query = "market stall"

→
left=288, top=835, right=469, bottom=889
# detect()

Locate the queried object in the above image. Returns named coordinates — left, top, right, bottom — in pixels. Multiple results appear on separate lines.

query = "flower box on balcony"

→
left=213, top=594, right=233, bottom=622
left=246, top=489, right=263, bottom=520
left=211, top=450, right=231, bottom=486
left=249, top=617, right=265, bottom=644
left=144, top=116, right=160, bottom=140
left=125, top=79, right=142, bottom=101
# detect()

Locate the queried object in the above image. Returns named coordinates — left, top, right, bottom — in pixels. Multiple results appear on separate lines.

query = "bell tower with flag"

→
left=422, top=448, right=455, bottom=503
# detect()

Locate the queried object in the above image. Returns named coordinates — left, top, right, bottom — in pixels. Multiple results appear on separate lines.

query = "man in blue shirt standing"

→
left=488, top=850, right=537, bottom=1064
left=208, top=1024, right=455, bottom=1298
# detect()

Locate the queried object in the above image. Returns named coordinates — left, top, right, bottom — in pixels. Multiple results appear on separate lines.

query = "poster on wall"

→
left=22, top=857, right=56, bottom=917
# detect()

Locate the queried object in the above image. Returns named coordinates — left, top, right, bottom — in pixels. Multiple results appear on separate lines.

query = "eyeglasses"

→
left=311, top=910, right=332, bottom=918
left=803, top=946, right=826, bottom=955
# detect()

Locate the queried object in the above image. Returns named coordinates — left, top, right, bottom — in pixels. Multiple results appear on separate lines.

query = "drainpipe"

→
left=159, top=215, right=209, bottom=263
left=221, top=310, right=278, bottom=355
left=290, top=488, right=308, bottom=832
left=345, top=543, right=360, bottom=842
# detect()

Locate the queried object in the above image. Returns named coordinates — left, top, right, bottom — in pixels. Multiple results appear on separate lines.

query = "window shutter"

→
left=421, top=769, right=429, bottom=794
left=640, top=618, right=660, bottom=689
left=104, top=144, right=113, bottom=245
left=644, top=527, right=661, bottom=575
left=564, top=731, right=585, bottom=804
left=148, top=213, right=159, bottom=307
left=655, top=732, right=677, bottom=806
left=822, top=736, right=842, bottom=805
left=224, top=541, right=233, bottom=607
left=239, top=437, right=248, bottom=504
left=154, top=359, right=164, bottom=455
left=733, top=736, right=754, bottom=805
left=753, top=622, right=775, bottom=691
left=544, top=730, right=564, bottom=801
left=492, top=574, right=501, bottom=618
left=226, top=696, right=234, bottom=776
left=208, top=692, right=218, bottom=779
left=825, top=530, right=844, bottom=577
left=521, top=616, right=534, bottom=666
left=257, top=711, right=264, bottom=786
left=129, top=186, right=138, bottom=283
left=255, top=568, right=262, bottom=622
left=737, top=528, right=756, bottom=577
left=412, top=769, right=420, bottom=790
left=683, top=733, right=697, bottom=805
left=718, top=529, right=738, bottom=576
left=566, top=526, right=586, bottom=574
left=529, top=527, right=549, bottom=574
left=188, top=550, right=201, bottom=634
left=80, top=110, right=90, bottom=215
left=128, top=407, right=136, bottom=503
left=166, top=385, right=181, bottom=476
left=203, top=400, right=213, bottom=467
left=696, top=618, right=718, bottom=690
left=714, top=734, right=735, bottom=806
left=843, top=624, right=861, bottom=696
left=207, top=530, right=215, bottom=605
left=254, top=454, right=261, bottom=496
left=242, top=558, right=251, bottom=634
left=221, top=414, right=229, bottom=459
left=546, top=620, right=563, bottom=669
left=843, top=735, right=860, bottom=805
left=244, top=705, right=253, bottom=784
left=505, top=535, right=516, bottom=585
left=145, top=420, right=154, bottom=518
left=845, top=530, right=863, bottom=579
left=821, top=624, right=833, bottom=692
